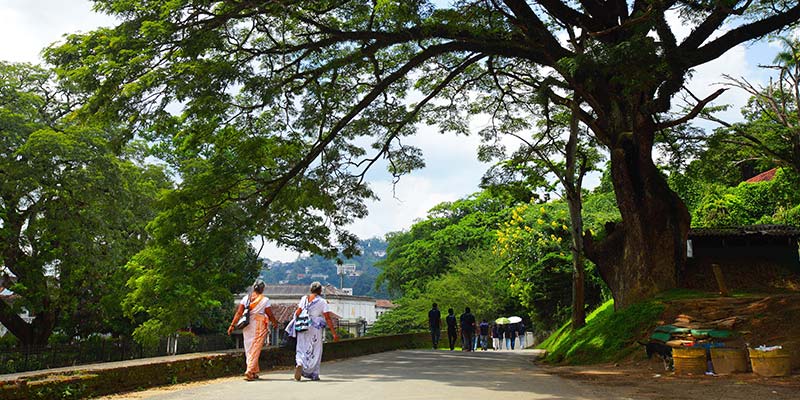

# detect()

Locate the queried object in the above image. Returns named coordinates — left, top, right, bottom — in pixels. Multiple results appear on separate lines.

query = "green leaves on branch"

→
left=0, top=61, right=170, bottom=344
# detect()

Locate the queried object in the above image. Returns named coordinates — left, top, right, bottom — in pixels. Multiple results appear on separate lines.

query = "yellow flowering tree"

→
left=495, top=200, right=603, bottom=329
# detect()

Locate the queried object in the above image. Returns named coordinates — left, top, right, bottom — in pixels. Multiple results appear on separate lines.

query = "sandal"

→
left=294, top=365, right=303, bottom=381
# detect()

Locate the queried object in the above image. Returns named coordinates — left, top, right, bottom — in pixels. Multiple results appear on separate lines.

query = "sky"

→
left=1, top=0, right=794, bottom=261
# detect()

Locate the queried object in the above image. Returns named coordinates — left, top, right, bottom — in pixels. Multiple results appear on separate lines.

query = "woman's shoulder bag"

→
left=294, top=296, right=312, bottom=332
left=235, top=294, right=252, bottom=330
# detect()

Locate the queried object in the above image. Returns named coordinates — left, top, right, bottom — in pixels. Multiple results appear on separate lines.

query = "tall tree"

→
left=482, top=97, right=602, bottom=327
left=0, top=62, right=169, bottom=345
left=47, top=1, right=800, bottom=308
left=700, top=37, right=800, bottom=177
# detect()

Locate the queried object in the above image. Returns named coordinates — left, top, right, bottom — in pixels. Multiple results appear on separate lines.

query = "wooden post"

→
left=711, top=264, right=730, bottom=297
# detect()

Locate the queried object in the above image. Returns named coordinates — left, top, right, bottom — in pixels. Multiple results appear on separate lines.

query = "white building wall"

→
left=327, top=297, right=377, bottom=324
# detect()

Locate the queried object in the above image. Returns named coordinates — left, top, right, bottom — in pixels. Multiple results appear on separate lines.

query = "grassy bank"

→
left=537, top=299, right=665, bottom=364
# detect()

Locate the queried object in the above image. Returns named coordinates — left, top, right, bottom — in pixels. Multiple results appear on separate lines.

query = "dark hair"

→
left=432, top=303, right=438, bottom=308
left=465, top=307, right=471, bottom=313
left=448, top=308, right=454, bottom=314
left=310, top=281, right=323, bottom=294
left=253, top=279, right=266, bottom=294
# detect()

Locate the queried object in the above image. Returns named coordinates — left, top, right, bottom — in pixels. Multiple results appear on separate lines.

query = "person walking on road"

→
left=459, top=307, right=476, bottom=352
left=491, top=323, right=500, bottom=351
left=428, top=303, right=442, bottom=349
left=228, top=279, right=279, bottom=381
left=286, top=281, right=339, bottom=381
left=446, top=308, right=458, bottom=351
left=497, top=323, right=505, bottom=350
left=517, top=321, right=527, bottom=349
left=506, top=322, right=517, bottom=350
left=478, top=319, right=490, bottom=351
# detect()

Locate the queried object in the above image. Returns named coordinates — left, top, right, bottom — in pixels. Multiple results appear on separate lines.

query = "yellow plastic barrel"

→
left=710, top=348, right=748, bottom=374
left=673, top=347, right=707, bottom=375
left=749, top=348, right=791, bottom=377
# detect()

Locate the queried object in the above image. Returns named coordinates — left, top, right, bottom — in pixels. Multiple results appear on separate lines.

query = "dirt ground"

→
left=537, top=359, right=800, bottom=400
left=537, top=294, right=800, bottom=400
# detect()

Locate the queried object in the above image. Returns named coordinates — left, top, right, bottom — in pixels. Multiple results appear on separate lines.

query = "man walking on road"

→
left=446, top=308, right=458, bottom=351
left=428, top=303, right=441, bottom=349
left=459, top=307, right=476, bottom=352
left=478, top=319, right=490, bottom=351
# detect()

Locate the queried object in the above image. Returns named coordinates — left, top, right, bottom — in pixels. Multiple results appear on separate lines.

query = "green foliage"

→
left=374, top=186, right=616, bottom=336
left=690, top=168, right=800, bottom=227
left=123, top=206, right=260, bottom=344
left=538, top=299, right=664, bottom=364
left=376, top=191, right=516, bottom=294
left=495, top=197, right=611, bottom=330
left=370, top=249, right=516, bottom=335
left=367, top=298, right=427, bottom=336
left=33, top=0, right=800, bottom=348
left=326, top=327, right=355, bottom=341
left=0, top=61, right=170, bottom=344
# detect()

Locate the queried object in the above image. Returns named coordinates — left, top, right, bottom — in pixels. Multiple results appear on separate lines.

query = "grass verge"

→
left=537, top=298, right=665, bottom=364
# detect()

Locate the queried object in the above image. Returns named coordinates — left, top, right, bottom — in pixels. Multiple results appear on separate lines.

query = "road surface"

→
left=99, top=349, right=611, bottom=400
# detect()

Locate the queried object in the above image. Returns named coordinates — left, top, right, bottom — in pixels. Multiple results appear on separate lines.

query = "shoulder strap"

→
left=249, top=294, right=264, bottom=310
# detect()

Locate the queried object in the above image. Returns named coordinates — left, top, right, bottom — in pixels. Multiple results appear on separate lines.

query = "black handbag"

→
left=235, top=294, right=252, bottom=330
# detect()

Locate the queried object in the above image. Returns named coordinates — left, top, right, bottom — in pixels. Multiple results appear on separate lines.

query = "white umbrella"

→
left=508, top=316, right=522, bottom=324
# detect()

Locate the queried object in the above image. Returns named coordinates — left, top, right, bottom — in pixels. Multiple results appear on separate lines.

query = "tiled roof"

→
left=269, top=303, right=341, bottom=324
left=270, top=303, right=297, bottom=324
left=264, top=284, right=308, bottom=296
left=264, top=284, right=348, bottom=297
left=745, top=168, right=777, bottom=183
left=375, top=300, right=397, bottom=309
left=689, top=224, right=800, bottom=238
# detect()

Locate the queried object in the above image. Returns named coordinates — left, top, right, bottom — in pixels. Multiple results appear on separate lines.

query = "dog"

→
left=638, top=341, right=673, bottom=371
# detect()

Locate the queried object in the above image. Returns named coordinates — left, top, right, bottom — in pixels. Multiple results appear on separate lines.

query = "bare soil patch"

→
left=538, top=294, right=800, bottom=399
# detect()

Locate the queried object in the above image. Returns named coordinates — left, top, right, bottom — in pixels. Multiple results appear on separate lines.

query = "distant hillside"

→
left=260, top=238, right=391, bottom=299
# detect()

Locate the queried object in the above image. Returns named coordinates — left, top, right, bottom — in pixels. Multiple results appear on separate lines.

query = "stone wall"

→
left=0, top=332, right=431, bottom=400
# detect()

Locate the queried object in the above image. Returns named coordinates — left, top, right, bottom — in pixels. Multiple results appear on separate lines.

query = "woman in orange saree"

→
left=228, top=280, right=278, bottom=380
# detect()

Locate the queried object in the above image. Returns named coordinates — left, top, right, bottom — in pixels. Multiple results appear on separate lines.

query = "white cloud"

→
left=684, top=44, right=754, bottom=125
left=0, top=0, right=116, bottom=63
left=261, top=127, right=491, bottom=262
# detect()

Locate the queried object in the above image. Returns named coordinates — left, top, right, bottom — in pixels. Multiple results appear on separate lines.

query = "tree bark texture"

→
left=585, top=124, right=690, bottom=309
left=568, top=196, right=586, bottom=328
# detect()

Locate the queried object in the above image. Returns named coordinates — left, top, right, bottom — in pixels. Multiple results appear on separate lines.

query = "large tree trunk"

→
left=585, top=125, right=690, bottom=309
left=0, top=300, right=56, bottom=347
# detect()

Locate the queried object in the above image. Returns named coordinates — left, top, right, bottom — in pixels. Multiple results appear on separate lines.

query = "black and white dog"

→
left=638, top=341, right=673, bottom=371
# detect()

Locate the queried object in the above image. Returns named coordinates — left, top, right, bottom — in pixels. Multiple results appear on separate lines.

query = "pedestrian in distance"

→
left=459, top=307, right=476, bottom=352
left=286, top=281, right=339, bottom=381
left=497, top=323, right=505, bottom=350
left=506, top=322, right=517, bottom=350
left=478, top=319, right=490, bottom=351
left=428, top=303, right=442, bottom=349
left=491, top=323, right=500, bottom=351
left=227, top=279, right=279, bottom=381
left=517, top=321, right=527, bottom=349
left=446, top=308, right=458, bottom=351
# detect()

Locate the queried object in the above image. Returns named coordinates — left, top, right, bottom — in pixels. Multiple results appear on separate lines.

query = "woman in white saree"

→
left=228, top=280, right=278, bottom=381
left=288, top=281, right=339, bottom=381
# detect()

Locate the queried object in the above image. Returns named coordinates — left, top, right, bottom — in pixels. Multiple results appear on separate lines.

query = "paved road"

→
left=101, top=349, right=609, bottom=400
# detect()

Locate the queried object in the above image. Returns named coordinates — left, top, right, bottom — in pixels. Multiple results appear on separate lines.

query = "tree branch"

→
left=656, top=88, right=727, bottom=130
left=690, top=3, right=800, bottom=67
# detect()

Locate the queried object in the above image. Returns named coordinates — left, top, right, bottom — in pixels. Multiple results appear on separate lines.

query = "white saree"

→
left=291, top=295, right=330, bottom=380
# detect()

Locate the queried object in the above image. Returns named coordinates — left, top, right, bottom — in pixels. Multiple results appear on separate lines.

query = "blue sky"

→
left=2, top=0, right=795, bottom=261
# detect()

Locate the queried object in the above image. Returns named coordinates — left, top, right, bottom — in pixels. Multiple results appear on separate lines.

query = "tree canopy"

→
left=0, top=62, right=170, bottom=345
left=44, top=1, right=800, bottom=310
